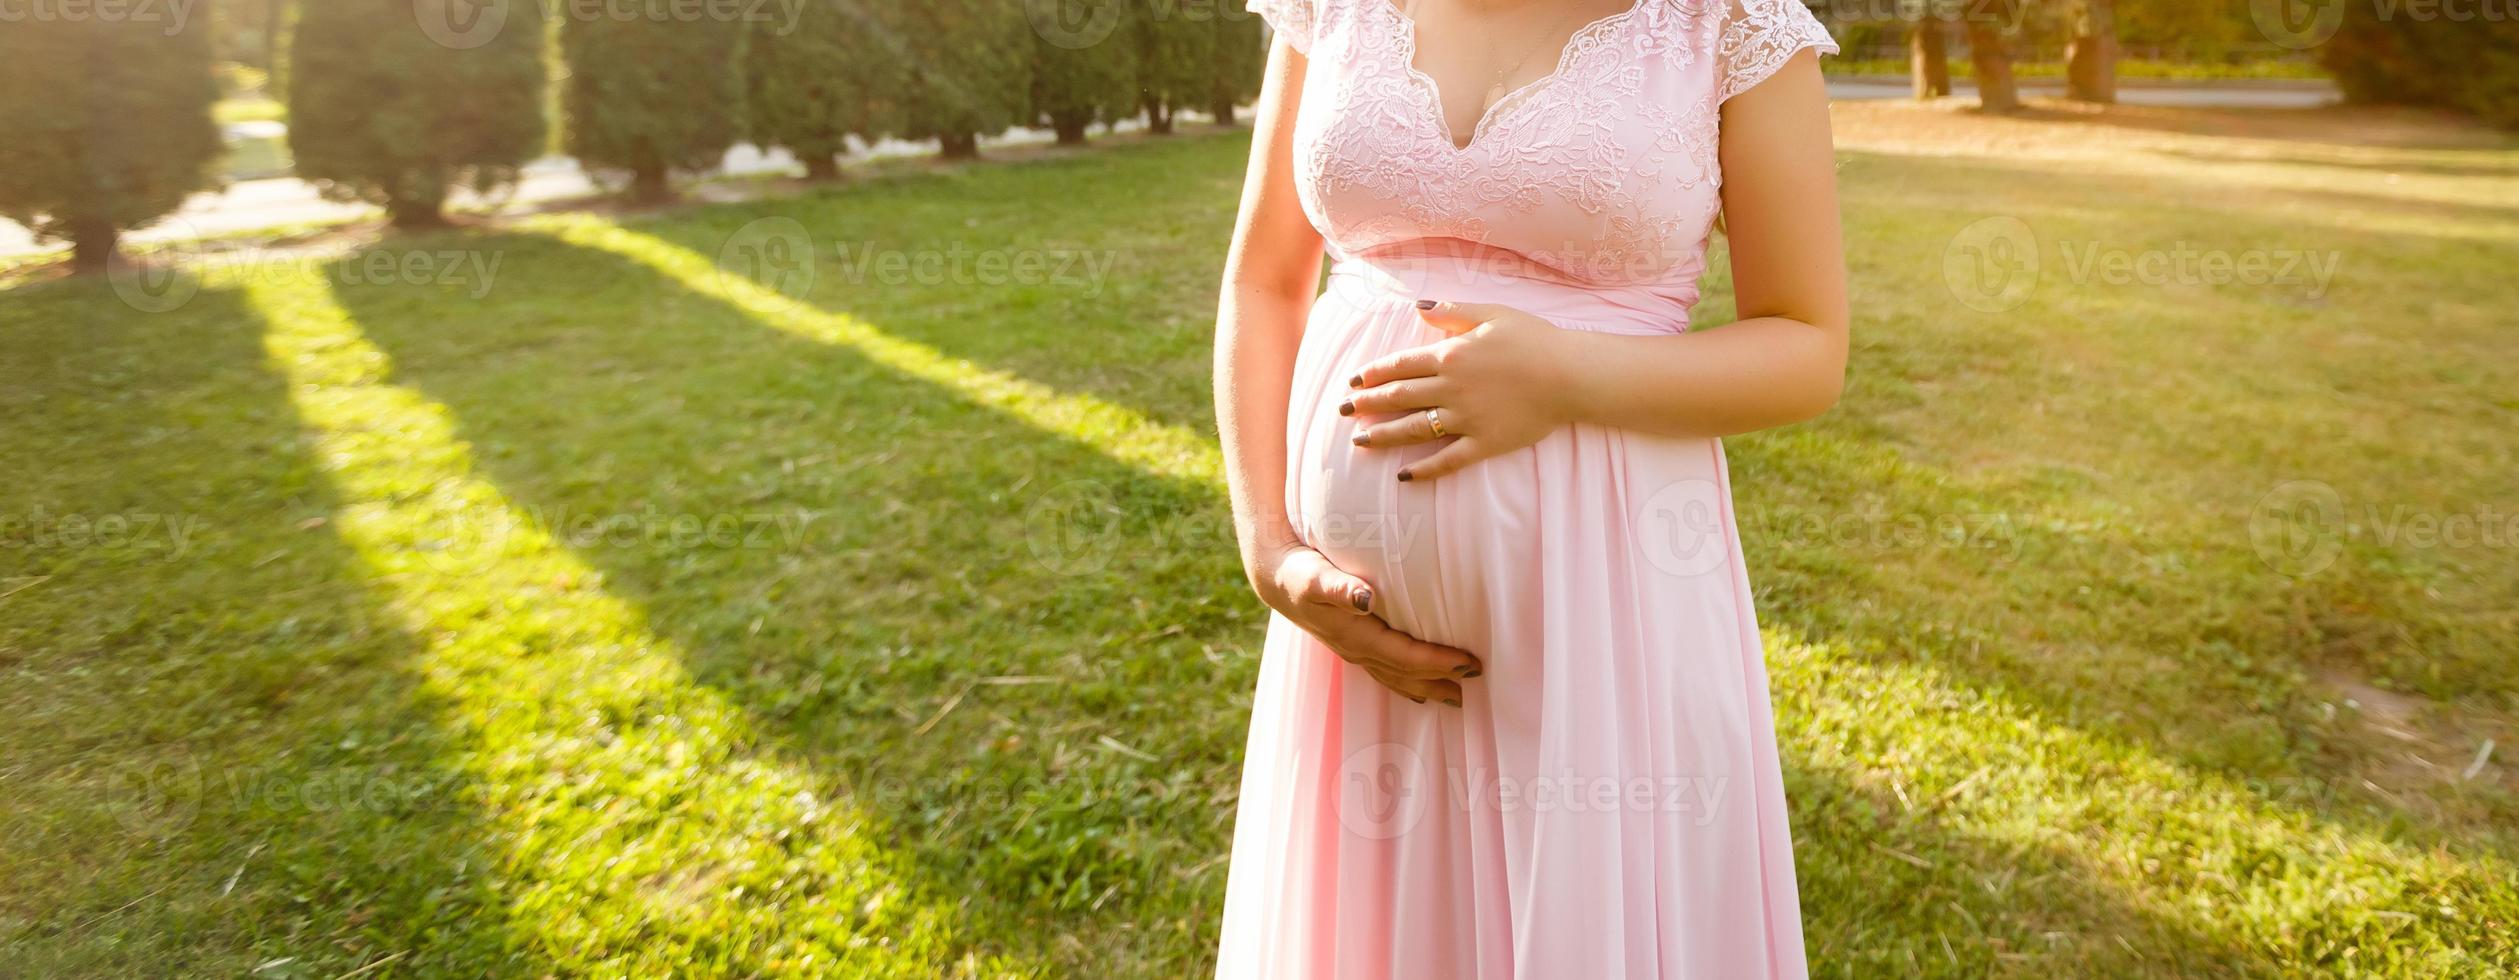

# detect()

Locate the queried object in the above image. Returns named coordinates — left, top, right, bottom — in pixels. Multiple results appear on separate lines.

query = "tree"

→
left=561, top=7, right=748, bottom=200
left=1132, top=0, right=1214, bottom=136
left=0, top=9, right=222, bottom=273
left=1910, top=18, right=1951, bottom=101
left=212, top=0, right=292, bottom=71
left=1204, top=2, right=1268, bottom=126
left=2066, top=0, right=2118, bottom=104
left=1029, top=0, right=1139, bottom=146
left=749, top=0, right=901, bottom=179
left=1962, top=1, right=2022, bottom=112
left=290, top=0, right=548, bottom=227
left=885, top=0, right=1031, bottom=159
left=2322, top=8, right=2519, bottom=130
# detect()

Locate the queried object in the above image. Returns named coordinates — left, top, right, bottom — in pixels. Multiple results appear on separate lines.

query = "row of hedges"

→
left=2320, top=7, right=2519, bottom=130
left=0, top=0, right=1267, bottom=269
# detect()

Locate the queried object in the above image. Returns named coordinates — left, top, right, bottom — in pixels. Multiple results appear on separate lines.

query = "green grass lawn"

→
left=4, top=106, right=2516, bottom=976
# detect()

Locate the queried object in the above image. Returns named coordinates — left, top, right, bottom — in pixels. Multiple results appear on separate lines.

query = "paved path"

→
left=0, top=80, right=2342, bottom=257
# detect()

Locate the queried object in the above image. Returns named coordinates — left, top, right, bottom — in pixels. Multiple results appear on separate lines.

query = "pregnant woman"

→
left=1211, top=0, right=1846, bottom=975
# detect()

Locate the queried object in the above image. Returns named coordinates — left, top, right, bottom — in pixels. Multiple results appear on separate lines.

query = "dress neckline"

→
left=1378, top=0, right=1650, bottom=153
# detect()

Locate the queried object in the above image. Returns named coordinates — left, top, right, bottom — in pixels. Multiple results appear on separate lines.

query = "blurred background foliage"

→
left=6, top=0, right=2511, bottom=270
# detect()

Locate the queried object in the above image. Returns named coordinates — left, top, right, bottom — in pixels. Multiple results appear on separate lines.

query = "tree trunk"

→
left=1210, top=96, right=1238, bottom=128
left=803, top=154, right=843, bottom=181
left=1051, top=114, right=1090, bottom=146
left=386, top=190, right=450, bottom=229
left=938, top=132, right=981, bottom=159
left=1911, top=20, right=1951, bottom=100
left=631, top=166, right=674, bottom=203
left=1965, top=18, right=2021, bottom=112
left=2066, top=0, right=2119, bottom=104
left=262, top=0, right=286, bottom=71
left=69, top=215, right=119, bottom=276
left=1146, top=98, right=1175, bottom=136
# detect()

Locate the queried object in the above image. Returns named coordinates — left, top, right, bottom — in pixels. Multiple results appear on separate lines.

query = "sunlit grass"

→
left=532, top=215, right=1220, bottom=487
left=244, top=272, right=1013, bottom=976
left=4, top=105, right=2515, bottom=975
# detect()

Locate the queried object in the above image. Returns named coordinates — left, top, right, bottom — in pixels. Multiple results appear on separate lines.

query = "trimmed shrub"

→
left=561, top=5, right=748, bottom=199
left=748, top=0, right=903, bottom=179
left=885, top=0, right=1031, bottom=158
left=1130, top=0, right=1212, bottom=135
left=1030, top=0, right=1141, bottom=145
left=290, top=0, right=549, bottom=227
left=1203, top=3, right=1268, bottom=126
left=0, top=10, right=221, bottom=272
left=2323, top=11, right=2519, bottom=130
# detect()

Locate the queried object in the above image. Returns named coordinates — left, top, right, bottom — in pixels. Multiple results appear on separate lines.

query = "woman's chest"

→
left=1290, top=3, right=1728, bottom=282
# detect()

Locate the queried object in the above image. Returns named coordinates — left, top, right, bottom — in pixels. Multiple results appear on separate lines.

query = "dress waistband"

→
left=1325, top=243, right=1697, bottom=337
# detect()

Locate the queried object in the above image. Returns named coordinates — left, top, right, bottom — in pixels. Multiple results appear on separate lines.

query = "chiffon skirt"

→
left=1216, top=250, right=1807, bottom=979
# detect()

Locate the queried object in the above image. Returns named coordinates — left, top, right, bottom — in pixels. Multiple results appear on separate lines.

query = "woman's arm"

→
left=1345, top=51, right=1849, bottom=481
left=1217, top=39, right=1482, bottom=702
left=1215, top=38, right=1327, bottom=574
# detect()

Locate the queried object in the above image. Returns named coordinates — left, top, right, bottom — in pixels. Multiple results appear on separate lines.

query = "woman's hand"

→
left=1343, top=301, right=1583, bottom=482
left=1246, top=541, right=1482, bottom=705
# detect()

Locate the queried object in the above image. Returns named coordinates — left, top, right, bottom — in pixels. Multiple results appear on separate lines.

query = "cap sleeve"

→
left=1716, top=0, right=1839, bottom=104
left=1248, top=0, right=1320, bottom=55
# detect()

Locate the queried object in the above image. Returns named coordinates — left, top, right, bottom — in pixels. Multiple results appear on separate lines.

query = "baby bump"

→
left=1281, top=294, right=1541, bottom=654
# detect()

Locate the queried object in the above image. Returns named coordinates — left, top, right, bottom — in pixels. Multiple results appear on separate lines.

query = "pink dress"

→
left=1217, top=1, right=1837, bottom=977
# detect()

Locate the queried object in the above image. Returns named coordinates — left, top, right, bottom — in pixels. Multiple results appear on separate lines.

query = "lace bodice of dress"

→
left=1247, top=0, right=1836, bottom=296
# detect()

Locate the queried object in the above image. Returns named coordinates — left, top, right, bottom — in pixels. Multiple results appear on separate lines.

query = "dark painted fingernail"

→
left=1395, top=470, right=1413, bottom=483
left=1348, top=374, right=1364, bottom=387
left=1442, top=698, right=1461, bottom=708
left=1409, top=696, right=1427, bottom=704
left=1351, top=432, right=1370, bottom=447
left=1337, top=401, right=1355, bottom=417
left=1455, top=665, right=1481, bottom=678
left=1415, top=299, right=1437, bottom=310
left=1350, top=587, right=1372, bottom=612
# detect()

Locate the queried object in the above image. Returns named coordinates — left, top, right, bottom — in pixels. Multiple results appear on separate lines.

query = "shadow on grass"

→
left=1844, top=144, right=2519, bottom=242
left=2003, top=103, right=2519, bottom=154
left=0, top=275, right=538, bottom=975
left=321, top=227, right=2290, bottom=974
left=2146, top=145, right=2519, bottom=181
left=619, top=133, right=1247, bottom=437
